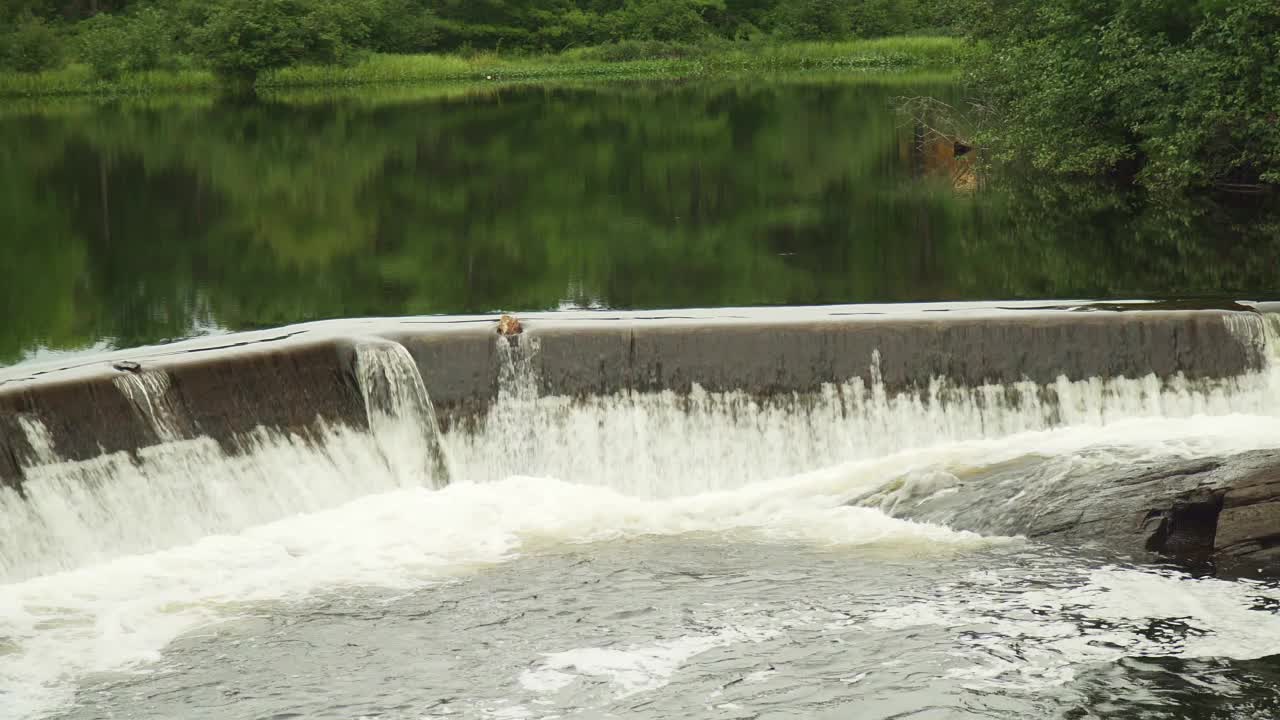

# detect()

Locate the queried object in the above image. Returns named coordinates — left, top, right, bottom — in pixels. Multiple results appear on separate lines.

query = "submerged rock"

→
left=859, top=450, right=1280, bottom=578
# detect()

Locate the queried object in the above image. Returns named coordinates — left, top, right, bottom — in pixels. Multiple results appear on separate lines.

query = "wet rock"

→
left=112, top=360, right=142, bottom=373
left=859, top=450, right=1280, bottom=578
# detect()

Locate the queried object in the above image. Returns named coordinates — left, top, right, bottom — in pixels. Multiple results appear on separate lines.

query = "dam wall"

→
left=0, top=302, right=1273, bottom=492
left=4, top=301, right=1280, bottom=579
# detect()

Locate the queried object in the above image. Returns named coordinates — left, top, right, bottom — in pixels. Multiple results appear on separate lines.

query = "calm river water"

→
left=2, top=75, right=1278, bottom=364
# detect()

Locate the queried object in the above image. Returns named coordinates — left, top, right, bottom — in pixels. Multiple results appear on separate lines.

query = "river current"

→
left=5, top=324, right=1280, bottom=719
left=4, top=76, right=1280, bottom=719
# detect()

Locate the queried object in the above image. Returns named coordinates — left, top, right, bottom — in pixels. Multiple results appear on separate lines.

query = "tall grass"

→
left=712, top=37, right=969, bottom=69
left=1, top=37, right=965, bottom=97
left=260, top=52, right=688, bottom=88
left=0, top=63, right=216, bottom=97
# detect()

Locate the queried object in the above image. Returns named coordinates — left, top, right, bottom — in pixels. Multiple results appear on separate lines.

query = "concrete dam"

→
left=3, top=301, right=1280, bottom=585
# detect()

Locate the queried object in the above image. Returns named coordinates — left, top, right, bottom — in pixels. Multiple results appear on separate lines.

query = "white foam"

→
left=446, top=334, right=1280, bottom=495
left=0, top=425, right=408, bottom=582
left=7, top=413, right=1280, bottom=718
left=7, top=410, right=1280, bottom=718
left=9, top=319, right=1280, bottom=581
left=4, top=317, right=1280, bottom=717
left=0, top=458, right=1001, bottom=720
left=521, top=630, right=763, bottom=699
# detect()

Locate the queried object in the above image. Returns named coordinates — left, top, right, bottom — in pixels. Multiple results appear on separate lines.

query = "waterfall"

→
left=442, top=314, right=1280, bottom=496
left=0, top=342, right=454, bottom=582
left=113, top=369, right=186, bottom=443
left=490, top=333, right=542, bottom=471
left=355, top=341, right=453, bottom=489
left=3, top=312, right=1280, bottom=580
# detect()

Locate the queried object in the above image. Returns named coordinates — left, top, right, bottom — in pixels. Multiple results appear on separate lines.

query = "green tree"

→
left=367, top=0, right=441, bottom=53
left=768, top=0, right=850, bottom=41
left=850, top=0, right=913, bottom=37
left=77, top=7, right=176, bottom=79
left=192, top=0, right=374, bottom=83
left=966, top=0, right=1280, bottom=191
left=614, top=0, right=724, bottom=42
left=0, top=13, right=64, bottom=72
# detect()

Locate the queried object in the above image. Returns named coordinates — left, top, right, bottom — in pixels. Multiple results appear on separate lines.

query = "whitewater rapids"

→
left=4, top=316, right=1280, bottom=718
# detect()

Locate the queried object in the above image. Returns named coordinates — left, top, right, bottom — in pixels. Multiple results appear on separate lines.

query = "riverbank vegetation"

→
left=1, top=0, right=961, bottom=91
left=0, top=36, right=964, bottom=96
left=964, top=0, right=1279, bottom=193
left=2, top=0, right=1277, bottom=192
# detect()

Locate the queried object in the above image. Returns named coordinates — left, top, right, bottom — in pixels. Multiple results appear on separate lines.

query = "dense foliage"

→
left=0, top=0, right=957, bottom=79
left=0, top=12, right=63, bottom=71
left=967, top=0, right=1280, bottom=191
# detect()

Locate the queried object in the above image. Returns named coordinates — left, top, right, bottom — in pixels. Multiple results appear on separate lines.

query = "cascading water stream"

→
left=112, top=370, right=186, bottom=443
left=0, top=341, right=451, bottom=582
left=445, top=312, right=1280, bottom=496
left=1, top=315, right=1280, bottom=720
left=355, top=340, right=454, bottom=489
left=2, top=313, right=1280, bottom=581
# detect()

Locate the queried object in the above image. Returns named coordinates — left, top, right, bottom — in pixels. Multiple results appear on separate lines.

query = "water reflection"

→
left=1, top=77, right=1278, bottom=363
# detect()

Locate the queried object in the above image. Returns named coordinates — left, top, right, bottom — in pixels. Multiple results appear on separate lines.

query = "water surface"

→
left=7, top=333, right=1280, bottom=719
left=2, top=75, right=1278, bottom=364
left=5, top=75, right=1280, bottom=720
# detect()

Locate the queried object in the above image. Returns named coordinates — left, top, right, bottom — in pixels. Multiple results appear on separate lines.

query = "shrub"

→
left=1, top=14, right=64, bottom=73
left=967, top=0, right=1280, bottom=192
left=368, top=0, right=441, bottom=54
left=533, top=8, right=614, bottom=51
left=615, top=0, right=725, bottom=43
left=193, top=0, right=375, bottom=83
left=768, top=0, right=851, bottom=40
left=78, top=8, right=176, bottom=79
left=850, top=0, right=913, bottom=38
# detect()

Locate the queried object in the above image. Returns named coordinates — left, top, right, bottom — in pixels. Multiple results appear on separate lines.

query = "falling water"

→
left=355, top=340, right=453, bottom=489
left=444, top=314, right=1280, bottom=496
left=0, top=342, right=452, bottom=582
left=113, top=369, right=187, bottom=443
left=3, top=314, right=1280, bottom=720
left=4, top=314, right=1280, bottom=577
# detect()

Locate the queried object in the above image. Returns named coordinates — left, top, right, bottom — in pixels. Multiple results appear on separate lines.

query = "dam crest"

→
left=2, top=302, right=1280, bottom=581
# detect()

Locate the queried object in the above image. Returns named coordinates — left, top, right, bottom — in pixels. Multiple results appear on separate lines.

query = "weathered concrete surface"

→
left=530, top=309, right=1264, bottom=398
left=864, top=450, right=1280, bottom=578
left=0, top=303, right=1274, bottom=492
left=0, top=339, right=367, bottom=490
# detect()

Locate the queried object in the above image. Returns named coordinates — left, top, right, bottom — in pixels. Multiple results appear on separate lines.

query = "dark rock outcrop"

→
left=863, top=450, right=1280, bottom=578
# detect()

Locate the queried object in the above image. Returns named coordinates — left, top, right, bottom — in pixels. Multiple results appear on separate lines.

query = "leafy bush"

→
left=78, top=8, right=176, bottom=79
left=1, top=14, right=64, bottom=73
left=768, top=0, right=851, bottom=41
left=368, top=0, right=441, bottom=54
left=850, top=0, right=913, bottom=38
left=967, top=0, right=1280, bottom=192
left=615, top=0, right=725, bottom=43
left=533, top=7, right=615, bottom=51
left=193, top=0, right=375, bottom=82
